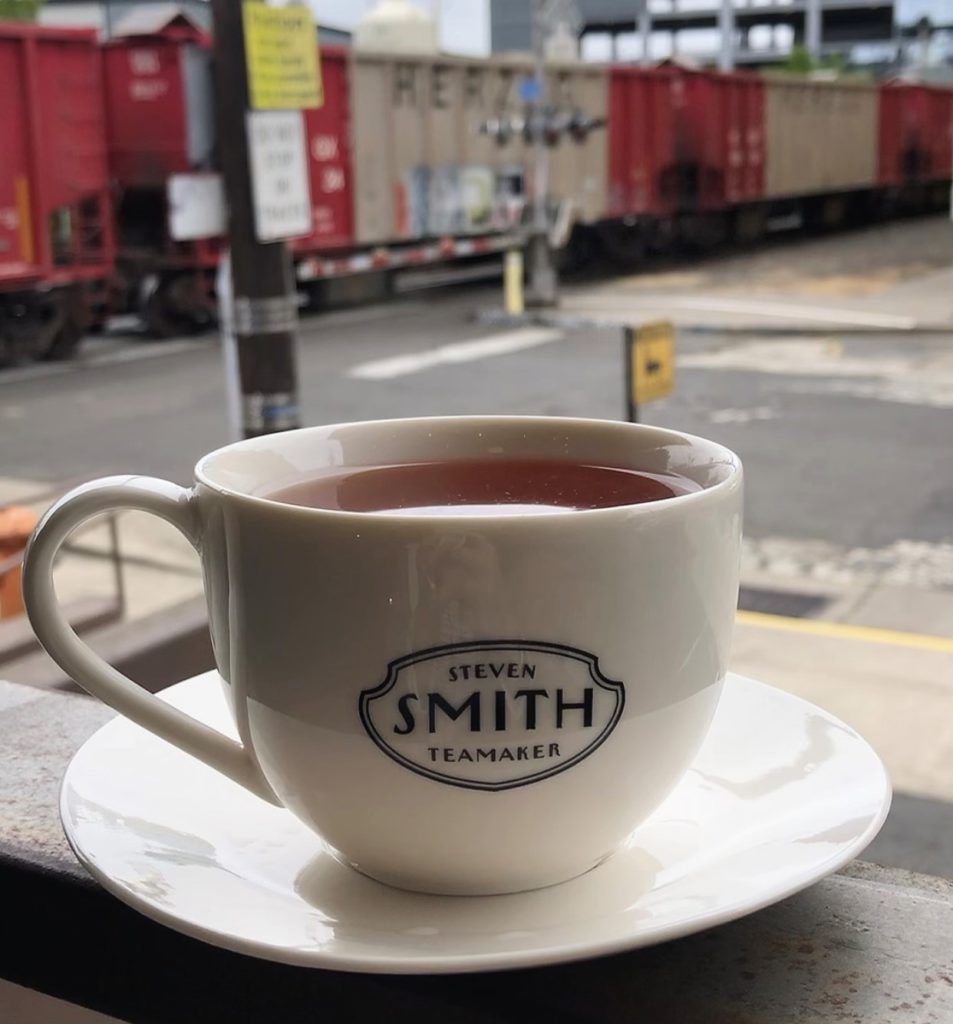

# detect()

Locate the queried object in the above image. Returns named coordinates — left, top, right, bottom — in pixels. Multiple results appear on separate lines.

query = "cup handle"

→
left=22, top=476, right=279, bottom=805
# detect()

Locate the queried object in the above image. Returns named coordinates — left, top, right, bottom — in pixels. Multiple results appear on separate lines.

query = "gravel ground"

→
left=610, top=214, right=953, bottom=296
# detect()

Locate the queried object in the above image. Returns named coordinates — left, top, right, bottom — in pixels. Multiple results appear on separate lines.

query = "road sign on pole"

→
left=526, top=0, right=558, bottom=309
left=246, top=110, right=312, bottom=242
left=242, top=2, right=323, bottom=110
left=624, top=321, right=676, bottom=422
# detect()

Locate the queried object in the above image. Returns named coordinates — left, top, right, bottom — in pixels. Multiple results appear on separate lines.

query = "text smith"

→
left=392, top=661, right=595, bottom=735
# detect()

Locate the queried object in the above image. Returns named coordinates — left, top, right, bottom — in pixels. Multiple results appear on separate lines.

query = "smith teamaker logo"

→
left=359, top=641, right=625, bottom=791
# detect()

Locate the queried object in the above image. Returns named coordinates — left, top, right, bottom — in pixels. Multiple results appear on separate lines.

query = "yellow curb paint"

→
left=736, top=609, right=953, bottom=654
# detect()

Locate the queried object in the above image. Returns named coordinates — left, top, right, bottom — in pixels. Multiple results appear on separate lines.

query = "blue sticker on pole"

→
left=519, top=77, right=542, bottom=102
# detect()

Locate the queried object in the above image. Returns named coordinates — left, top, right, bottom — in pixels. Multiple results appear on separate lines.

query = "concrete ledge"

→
left=2, top=847, right=950, bottom=1023
left=2, top=596, right=213, bottom=693
left=1, top=672, right=951, bottom=1022
left=0, top=597, right=120, bottom=666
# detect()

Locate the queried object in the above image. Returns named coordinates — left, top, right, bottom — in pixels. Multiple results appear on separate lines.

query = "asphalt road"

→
left=2, top=281, right=952, bottom=555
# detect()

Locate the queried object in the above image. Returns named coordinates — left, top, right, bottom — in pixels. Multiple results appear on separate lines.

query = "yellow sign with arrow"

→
left=624, top=320, right=675, bottom=420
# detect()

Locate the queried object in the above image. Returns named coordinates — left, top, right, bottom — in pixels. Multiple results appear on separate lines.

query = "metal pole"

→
left=623, top=326, right=638, bottom=423
left=209, top=0, right=302, bottom=439
left=216, top=250, right=243, bottom=441
left=106, top=513, right=126, bottom=619
left=527, top=0, right=558, bottom=308
left=805, top=0, right=822, bottom=62
left=504, top=249, right=525, bottom=316
left=638, top=1, right=652, bottom=66
left=916, top=18, right=932, bottom=76
left=718, top=0, right=735, bottom=72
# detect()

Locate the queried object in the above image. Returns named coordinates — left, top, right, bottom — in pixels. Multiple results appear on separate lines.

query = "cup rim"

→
left=193, top=415, right=742, bottom=524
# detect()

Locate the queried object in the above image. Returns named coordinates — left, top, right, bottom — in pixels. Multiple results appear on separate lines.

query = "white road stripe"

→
left=654, top=296, right=918, bottom=330
left=0, top=339, right=202, bottom=387
left=347, top=327, right=563, bottom=380
left=679, top=339, right=953, bottom=407
left=88, top=339, right=202, bottom=365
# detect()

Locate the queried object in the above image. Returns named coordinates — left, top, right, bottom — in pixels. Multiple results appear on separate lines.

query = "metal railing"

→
left=0, top=483, right=126, bottom=666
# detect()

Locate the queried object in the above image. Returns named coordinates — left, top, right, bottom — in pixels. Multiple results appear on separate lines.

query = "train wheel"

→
left=0, top=303, right=16, bottom=367
left=594, top=221, right=646, bottom=268
left=555, top=225, right=597, bottom=275
left=733, top=206, right=766, bottom=245
left=38, top=288, right=86, bottom=362
left=820, top=196, right=847, bottom=231
left=141, top=274, right=211, bottom=339
left=41, top=314, right=83, bottom=361
left=0, top=294, right=63, bottom=365
left=679, top=213, right=728, bottom=253
left=929, top=183, right=949, bottom=211
left=0, top=323, right=13, bottom=369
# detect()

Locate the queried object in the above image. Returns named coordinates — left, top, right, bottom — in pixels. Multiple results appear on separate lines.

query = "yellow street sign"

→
left=630, top=320, right=675, bottom=405
left=243, top=2, right=323, bottom=110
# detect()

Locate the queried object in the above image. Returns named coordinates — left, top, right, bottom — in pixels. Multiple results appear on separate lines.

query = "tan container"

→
left=350, top=57, right=395, bottom=243
left=764, top=77, right=878, bottom=198
left=548, top=64, right=609, bottom=224
left=351, top=52, right=609, bottom=245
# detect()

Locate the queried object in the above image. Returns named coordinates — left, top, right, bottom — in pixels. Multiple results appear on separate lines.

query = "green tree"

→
left=782, top=44, right=814, bottom=74
left=767, top=43, right=870, bottom=80
left=0, top=0, right=44, bottom=20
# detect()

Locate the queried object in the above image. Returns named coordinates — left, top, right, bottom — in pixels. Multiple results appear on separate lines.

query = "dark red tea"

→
left=264, top=459, right=700, bottom=515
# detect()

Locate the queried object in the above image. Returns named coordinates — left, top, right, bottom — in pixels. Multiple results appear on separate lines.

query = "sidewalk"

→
left=730, top=613, right=953, bottom=803
left=562, top=263, right=953, bottom=333
left=857, top=265, right=953, bottom=327
left=0, top=476, right=203, bottom=629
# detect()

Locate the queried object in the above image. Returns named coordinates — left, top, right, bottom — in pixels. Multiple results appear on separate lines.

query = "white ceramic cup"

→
left=24, top=416, right=742, bottom=896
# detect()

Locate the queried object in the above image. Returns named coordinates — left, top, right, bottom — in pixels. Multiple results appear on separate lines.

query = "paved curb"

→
left=474, top=308, right=953, bottom=337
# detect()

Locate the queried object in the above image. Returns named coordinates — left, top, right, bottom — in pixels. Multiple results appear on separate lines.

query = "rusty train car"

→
left=0, top=24, right=114, bottom=365
left=602, top=66, right=951, bottom=262
left=2, top=15, right=951, bottom=360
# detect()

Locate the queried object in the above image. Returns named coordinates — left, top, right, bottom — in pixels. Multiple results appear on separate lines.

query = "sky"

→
left=306, top=0, right=490, bottom=55
left=301, top=0, right=949, bottom=58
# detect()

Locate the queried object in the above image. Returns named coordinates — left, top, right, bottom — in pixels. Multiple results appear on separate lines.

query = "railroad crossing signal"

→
left=624, top=321, right=675, bottom=422
left=480, top=111, right=605, bottom=148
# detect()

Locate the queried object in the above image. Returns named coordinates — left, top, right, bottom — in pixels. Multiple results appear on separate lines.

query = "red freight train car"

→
left=102, top=16, right=220, bottom=335
left=292, top=47, right=355, bottom=256
left=604, top=65, right=698, bottom=259
left=677, top=70, right=763, bottom=215
left=605, top=66, right=679, bottom=224
left=104, top=26, right=357, bottom=333
left=879, top=81, right=953, bottom=206
left=0, top=24, right=113, bottom=364
left=604, top=64, right=764, bottom=259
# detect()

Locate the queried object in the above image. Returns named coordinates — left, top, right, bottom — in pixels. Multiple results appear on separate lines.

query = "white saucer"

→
left=61, top=671, right=890, bottom=975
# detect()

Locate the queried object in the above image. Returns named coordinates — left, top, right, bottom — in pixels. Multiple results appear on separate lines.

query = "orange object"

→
left=0, top=506, right=39, bottom=619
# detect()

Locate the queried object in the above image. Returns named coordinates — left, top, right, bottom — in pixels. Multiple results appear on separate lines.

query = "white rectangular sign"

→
left=167, top=173, right=227, bottom=241
left=246, top=110, right=312, bottom=242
